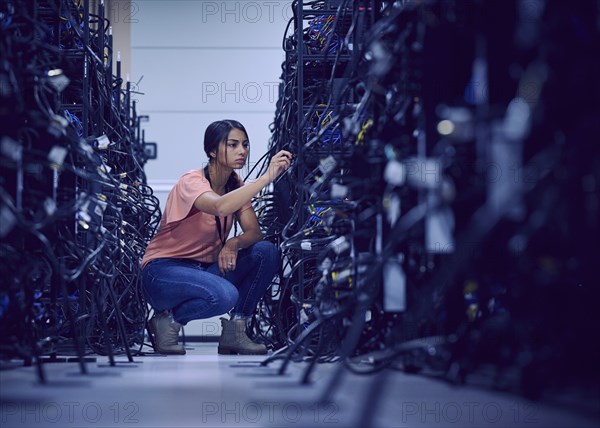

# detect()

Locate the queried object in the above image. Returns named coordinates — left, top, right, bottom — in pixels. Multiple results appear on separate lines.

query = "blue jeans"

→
left=141, top=241, right=279, bottom=325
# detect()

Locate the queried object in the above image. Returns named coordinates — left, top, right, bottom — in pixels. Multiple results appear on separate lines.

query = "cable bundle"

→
left=0, top=0, right=158, bottom=377
left=248, top=0, right=379, bottom=361
left=257, top=0, right=600, bottom=408
left=305, top=15, right=339, bottom=53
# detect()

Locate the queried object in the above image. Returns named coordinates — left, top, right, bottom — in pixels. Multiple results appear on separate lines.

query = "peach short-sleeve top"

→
left=141, top=169, right=251, bottom=269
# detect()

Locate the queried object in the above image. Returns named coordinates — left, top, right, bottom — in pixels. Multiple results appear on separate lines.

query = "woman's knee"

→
left=252, top=241, right=280, bottom=265
left=213, top=282, right=239, bottom=314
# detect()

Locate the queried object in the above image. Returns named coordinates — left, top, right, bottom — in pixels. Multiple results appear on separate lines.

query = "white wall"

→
left=130, top=0, right=289, bottom=336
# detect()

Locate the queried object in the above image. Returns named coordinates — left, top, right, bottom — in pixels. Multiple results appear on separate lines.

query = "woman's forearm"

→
left=207, top=175, right=270, bottom=217
left=215, top=175, right=269, bottom=216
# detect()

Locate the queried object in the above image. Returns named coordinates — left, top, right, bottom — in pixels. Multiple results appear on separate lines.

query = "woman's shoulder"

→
left=180, top=169, right=204, bottom=180
left=170, top=169, right=211, bottom=196
left=177, top=169, right=207, bottom=185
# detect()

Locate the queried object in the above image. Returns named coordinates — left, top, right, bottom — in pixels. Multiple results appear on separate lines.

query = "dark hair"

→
left=203, top=119, right=248, bottom=193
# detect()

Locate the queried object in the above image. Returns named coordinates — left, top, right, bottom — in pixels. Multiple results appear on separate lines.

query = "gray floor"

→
left=1, top=343, right=597, bottom=428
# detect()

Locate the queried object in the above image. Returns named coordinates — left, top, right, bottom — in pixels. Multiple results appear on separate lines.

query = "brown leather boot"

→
left=217, top=317, right=267, bottom=355
left=148, top=310, right=186, bottom=355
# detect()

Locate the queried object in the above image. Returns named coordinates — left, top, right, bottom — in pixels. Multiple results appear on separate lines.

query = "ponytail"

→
left=225, top=171, right=241, bottom=194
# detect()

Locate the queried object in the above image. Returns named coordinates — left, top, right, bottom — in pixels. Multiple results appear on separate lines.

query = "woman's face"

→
left=215, top=128, right=249, bottom=170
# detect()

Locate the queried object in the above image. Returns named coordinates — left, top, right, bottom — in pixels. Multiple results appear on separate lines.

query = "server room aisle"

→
left=1, top=343, right=596, bottom=428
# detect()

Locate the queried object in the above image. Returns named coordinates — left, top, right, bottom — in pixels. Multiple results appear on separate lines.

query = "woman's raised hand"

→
left=265, top=150, right=293, bottom=183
